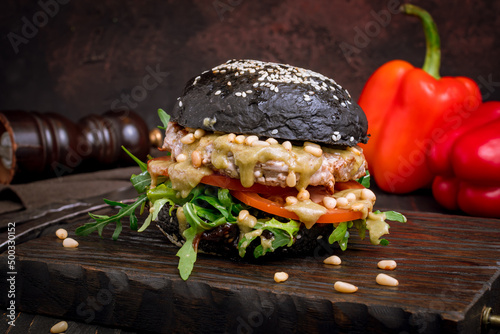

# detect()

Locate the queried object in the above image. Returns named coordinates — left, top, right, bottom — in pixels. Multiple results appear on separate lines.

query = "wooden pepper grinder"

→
left=0, top=110, right=163, bottom=184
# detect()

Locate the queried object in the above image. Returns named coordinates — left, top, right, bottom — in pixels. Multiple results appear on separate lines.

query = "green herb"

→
left=356, top=170, right=370, bottom=188
left=76, top=194, right=148, bottom=239
left=238, top=218, right=300, bottom=258
left=328, top=221, right=353, bottom=251
left=157, top=108, right=170, bottom=130
left=381, top=210, right=407, bottom=223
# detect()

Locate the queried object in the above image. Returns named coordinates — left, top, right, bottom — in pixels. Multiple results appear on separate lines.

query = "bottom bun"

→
left=155, top=202, right=336, bottom=261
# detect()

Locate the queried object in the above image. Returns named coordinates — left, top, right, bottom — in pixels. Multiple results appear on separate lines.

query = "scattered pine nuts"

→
left=297, top=189, right=310, bottom=201
left=191, top=151, right=202, bottom=167
left=50, top=321, right=68, bottom=333
left=176, top=153, right=187, bottom=162
left=323, top=196, right=337, bottom=209
left=334, top=281, right=358, bottom=293
left=62, top=238, right=79, bottom=248
left=376, top=273, right=399, bottom=286
left=323, top=255, right=341, bottom=265
left=282, top=141, right=292, bottom=151
left=377, top=260, right=397, bottom=271
left=227, top=133, right=236, bottom=143
left=286, top=171, right=297, bottom=187
left=55, top=228, right=68, bottom=240
left=274, top=272, right=289, bottom=283
left=266, top=138, right=278, bottom=145
left=180, top=133, right=196, bottom=145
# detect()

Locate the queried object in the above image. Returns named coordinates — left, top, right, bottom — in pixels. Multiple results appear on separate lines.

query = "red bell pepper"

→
left=429, top=101, right=500, bottom=218
left=358, top=4, right=481, bottom=194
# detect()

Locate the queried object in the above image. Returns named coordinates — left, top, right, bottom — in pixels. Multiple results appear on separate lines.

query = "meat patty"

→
left=162, top=122, right=367, bottom=192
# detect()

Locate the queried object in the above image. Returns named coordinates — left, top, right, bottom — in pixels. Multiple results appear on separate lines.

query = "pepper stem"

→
left=400, top=4, right=441, bottom=79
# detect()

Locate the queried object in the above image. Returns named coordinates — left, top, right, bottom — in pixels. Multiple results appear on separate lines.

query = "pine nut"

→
left=282, top=141, right=292, bottom=151
left=194, top=128, right=205, bottom=139
left=351, top=203, right=365, bottom=211
left=304, top=142, right=323, bottom=157
left=323, top=196, right=337, bottom=209
left=297, top=189, right=310, bottom=201
left=274, top=272, right=289, bottom=283
left=334, top=281, right=358, bottom=293
left=50, top=321, right=68, bottom=333
left=336, top=197, right=348, bottom=207
left=180, top=133, right=195, bottom=144
left=238, top=210, right=249, bottom=222
left=266, top=138, right=278, bottom=145
left=377, top=260, right=397, bottom=270
left=323, top=255, right=341, bottom=265
left=63, top=238, right=79, bottom=248
left=185, top=127, right=195, bottom=132
left=176, top=153, right=187, bottom=162
left=244, top=135, right=259, bottom=145
left=286, top=171, right=297, bottom=187
left=55, top=228, right=68, bottom=240
left=346, top=192, right=357, bottom=202
left=286, top=196, right=298, bottom=205
left=251, top=140, right=270, bottom=147
left=376, top=273, right=399, bottom=286
left=227, top=133, right=236, bottom=142
left=235, top=135, right=246, bottom=144
left=191, top=151, right=202, bottom=167
left=361, top=188, right=376, bottom=201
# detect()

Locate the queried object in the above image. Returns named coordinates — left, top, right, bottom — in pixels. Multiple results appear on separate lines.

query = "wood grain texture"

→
left=1, top=189, right=499, bottom=334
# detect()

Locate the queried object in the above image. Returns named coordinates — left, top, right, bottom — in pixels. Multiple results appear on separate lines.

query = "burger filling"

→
left=158, top=122, right=367, bottom=194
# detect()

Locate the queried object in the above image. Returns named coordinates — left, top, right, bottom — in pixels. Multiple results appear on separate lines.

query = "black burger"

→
left=79, top=59, right=406, bottom=280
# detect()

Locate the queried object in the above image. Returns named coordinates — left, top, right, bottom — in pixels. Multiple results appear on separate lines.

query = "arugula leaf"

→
left=122, top=146, right=148, bottom=172
left=77, top=194, right=148, bottom=239
left=328, top=221, right=352, bottom=251
left=356, top=170, right=371, bottom=188
left=253, top=228, right=291, bottom=258
left=176, top=225, right=198, bottom=280
left=157, top=108, right=171, bottom=130
left=131, top=171, right=151, bottom=193
left=382, top=211, right=407, bottom=223
left=238, top=218, right=300, bottom=257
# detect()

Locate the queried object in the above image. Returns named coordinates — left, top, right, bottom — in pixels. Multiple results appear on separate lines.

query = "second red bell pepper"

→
left=429, top=101, right=500, bottom=218
left=358, top=4, right=482, bottom=194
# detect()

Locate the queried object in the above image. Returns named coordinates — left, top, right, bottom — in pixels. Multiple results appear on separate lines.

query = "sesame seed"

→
left=235, top=92, right=242, bottom=96
left=253, top=82, right=259, bottom=87
left=341, top=102, right=346, bottom=107
left=271, top=129, right=278, bottom=135
left=333, top=131, right=340, bottom=135
left=350, top=136, right=355, bottom=141
left=242, top=92, right=247, bottom=97
left=333, top=95, right=339, bottom=100
left=179, top=101, right=183, bottom=107
left=214, top=90, right=221, bottom=95
left=227, top=81, right=232, bottom=86
left=246, top=90, right=252, bottom=94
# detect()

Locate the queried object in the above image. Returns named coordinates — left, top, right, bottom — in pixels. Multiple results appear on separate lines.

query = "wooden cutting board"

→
left=1, top=187, right=500, bottom=334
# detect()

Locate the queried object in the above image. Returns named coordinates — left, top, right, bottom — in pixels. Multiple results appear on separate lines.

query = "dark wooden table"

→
left=1, top=181, right=500, bottom=334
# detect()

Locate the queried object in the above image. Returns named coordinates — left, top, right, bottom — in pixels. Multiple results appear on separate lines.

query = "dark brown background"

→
left=1, top=0, right=499, bottom=128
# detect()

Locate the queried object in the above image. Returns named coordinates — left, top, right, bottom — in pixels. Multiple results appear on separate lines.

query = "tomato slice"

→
left=230, top=189, right=363, bottom=224
left=200, top=174, right=297, bottom=196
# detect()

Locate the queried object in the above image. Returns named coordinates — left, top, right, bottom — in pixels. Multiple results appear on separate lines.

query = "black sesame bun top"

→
left=170, top=59, right=369, bottom=147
